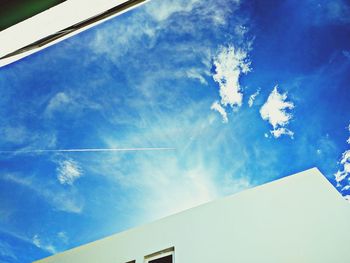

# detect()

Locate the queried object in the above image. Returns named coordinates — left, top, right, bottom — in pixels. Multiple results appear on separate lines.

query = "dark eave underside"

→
left=0, top=0, right=146, bottom=60
left=0, top=0, right=66, bottom=31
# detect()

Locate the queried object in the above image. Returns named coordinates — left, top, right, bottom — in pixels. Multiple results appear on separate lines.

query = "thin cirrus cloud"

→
left=32, top=235, right=56, bottom=254
left=0, top=239, right=17, bottom=261
left=1, top=173, right=84, bottom=214
left=259, top=85, right=295, bottom=138
left=86, top=0, right=249, bottom=126
left=144, top=0, right=201, bottom=21
left=44, top=91, right=102, bottom=118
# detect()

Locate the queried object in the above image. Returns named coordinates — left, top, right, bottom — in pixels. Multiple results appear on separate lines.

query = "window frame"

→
left=144, top=247, right=174, bottom=263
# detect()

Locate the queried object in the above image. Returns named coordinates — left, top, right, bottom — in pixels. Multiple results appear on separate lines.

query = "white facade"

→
left=34, top=168, right=350, bottom=263
left=0, top=0, right=147, bottom=67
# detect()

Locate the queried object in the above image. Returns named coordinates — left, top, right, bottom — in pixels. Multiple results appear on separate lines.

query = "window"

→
left=144, top=247, right=174, bottom=263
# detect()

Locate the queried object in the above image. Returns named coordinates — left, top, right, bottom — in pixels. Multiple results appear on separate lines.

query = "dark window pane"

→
left=149, top=255, right=172, bottom=263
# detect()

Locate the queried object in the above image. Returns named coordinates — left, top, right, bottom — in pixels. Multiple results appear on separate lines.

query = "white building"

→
left=34, top=168, right=350, bottom=263
left=0, top=0, right=146, bottom=67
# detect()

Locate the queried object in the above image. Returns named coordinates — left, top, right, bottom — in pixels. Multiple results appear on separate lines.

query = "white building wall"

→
left=35, top=168, right=350, bottom=263
left=0, top=0, right=148, bottom=67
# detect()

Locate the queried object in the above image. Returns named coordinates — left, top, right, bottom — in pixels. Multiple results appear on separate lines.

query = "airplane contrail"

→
left=0, top=147, right=176, bottom=154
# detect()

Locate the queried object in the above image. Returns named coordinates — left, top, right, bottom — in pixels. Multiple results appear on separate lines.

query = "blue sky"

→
left=0, top=0, right=350, bottom=262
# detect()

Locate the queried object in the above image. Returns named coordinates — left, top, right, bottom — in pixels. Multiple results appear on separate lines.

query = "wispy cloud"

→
left=0, top=240, right=17, bottom=260
left=2, top=173, right=84, bottom=213
left=334, top=150, right=350, bottom=183
left=260, top=85, right=295, bottom=138
left=0, top=228, right=61, bottom=262
left=57, top=231, right=69, bottom=244
left=32, top=234, right=56, bottom=254
left=0, top=0, right=258, bottom=256
left=248, top=88, right=260, bottom=107
left=89, top=0, right=235, bottom=61
left=0, top=125, right=29, bottom=145
left=45, top=92, right=71, bottom=115
left=87, top=0, right=250, bottom=127
left=0, top=147, right=175, bottom=155
left=270, top=127, right=294, bottom=138
left=145, top=0, right=201, bottom=21
left=210, top=101, right=228, bottom=123
left=186, top=68, right=208, bottom=85
left=85, top=101, right=254, bottom=222
left=341, top=185, right=350, bottom=191
left=44, top=91, right=101, bottom=118
left=334, top=124, right=350, bottom=194
left=305, top=0, right=350, bottom=25
left=57, top=159, right=83, bottom=185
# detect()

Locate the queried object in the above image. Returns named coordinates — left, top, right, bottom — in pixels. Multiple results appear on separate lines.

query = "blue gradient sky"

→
left=0, top=0, right=350, bottom=262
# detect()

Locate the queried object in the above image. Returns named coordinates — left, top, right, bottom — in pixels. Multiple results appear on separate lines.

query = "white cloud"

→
left=46, top=92, right=71, bottom=114
left=145, top=0, right=201, bottom=21
left=220, top=175, right=252, bottom=196
left=57, top=159, right=83, bottom=185
left=271, top=127, right=294, bottom=139
left=45, top=91, right=101, bottom=118
left=2, top=173, right=83, bottom=213
left=0, top=125, right=57, bottom=151
left=86, top=0, right=249, bottom=126
left=334, top=125, right=350, bottom=200
left=89, top=0, right=241, bottom=61
left=0, top=125, right=29, bottom=145
left=57, top=231, right=69, bottom=244
left=32, top=235, right=40, bottom=246
left=335, top=150, right=350, bottom=184
left=95, top=153, right=222, bottom=221
left=305, top=0, right=350, bottom=25
left=142, top=165, right=219, bottom=219
left=213, top=45, right=251, bottom=108
left=209, top=44, right=251, bottom=122
left=248, top=88, right=260, bottom=107
left=0, top=240, right=17, bottom=260
left=88, top=102, right=254, bottom=221
left=260, top=86, right=294, bottom=138
left=32, top=235, right=56, bottom=254
left=210, top=101, right=228, bottom=123
left=341, top=185, right=350, bottom=191
left=145, top=0, right=242, bottom=25
left=186, top=68, right=208, bottom=85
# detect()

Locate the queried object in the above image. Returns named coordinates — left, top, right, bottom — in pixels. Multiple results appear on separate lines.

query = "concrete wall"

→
left=35, top=168, right=350, bottom=263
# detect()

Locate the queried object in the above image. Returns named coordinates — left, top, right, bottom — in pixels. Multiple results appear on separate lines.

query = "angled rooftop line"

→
left=34, top=168, right=350, bottom=263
